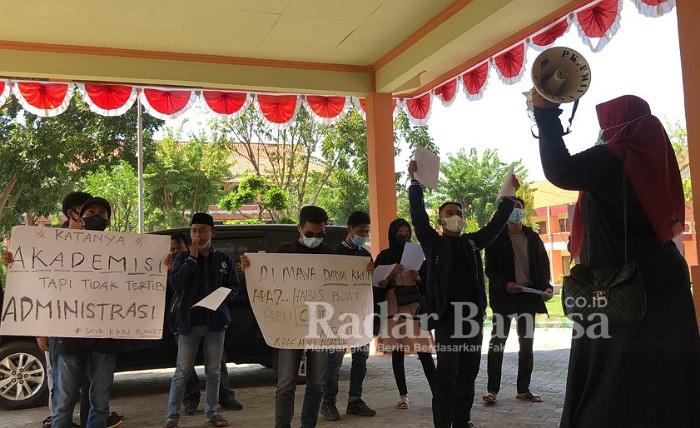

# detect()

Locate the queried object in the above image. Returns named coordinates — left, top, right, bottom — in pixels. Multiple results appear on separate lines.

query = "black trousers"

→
left=486, top=312, right=535, bottom=395
left=391, top=351, right=436, bottom=396
left=432, top=318, right=483, bottom=428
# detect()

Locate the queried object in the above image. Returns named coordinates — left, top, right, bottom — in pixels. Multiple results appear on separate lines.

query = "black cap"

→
left=79, top=197, right=112, bottom=219
left=190, top=212, right=214, bottom=227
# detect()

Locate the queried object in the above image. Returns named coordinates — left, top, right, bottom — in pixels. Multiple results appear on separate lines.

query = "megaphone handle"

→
left=530, top=99, right=579, bottom=139
left=562, top=100, right=579, bottom=136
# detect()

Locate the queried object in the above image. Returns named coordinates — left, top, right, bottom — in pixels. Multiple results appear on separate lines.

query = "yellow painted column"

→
left=677, top=0, right=700, bottom=330
left=366, top=93, right=397, bottom=257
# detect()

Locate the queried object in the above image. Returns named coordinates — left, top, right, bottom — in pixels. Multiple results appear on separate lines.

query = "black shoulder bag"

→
left=562, top=178, right=646, bottom=325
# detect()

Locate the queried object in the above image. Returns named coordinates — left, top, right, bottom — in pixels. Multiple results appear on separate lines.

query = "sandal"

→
left=516, top=391, right=543, bottom=403
left=206, top=414, right=229, bottom=427
left=397, top=395, right=410, bottom=409
left=482, top=392, right=497, bottom=404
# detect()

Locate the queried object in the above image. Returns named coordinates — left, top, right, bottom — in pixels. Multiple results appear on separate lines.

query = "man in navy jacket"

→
left=164, top=213, right=239, bottom=428
left=408, top=161, right=517, bottom=428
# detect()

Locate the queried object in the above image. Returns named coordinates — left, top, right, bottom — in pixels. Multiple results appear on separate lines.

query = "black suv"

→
left=0, top=224, right=347, bottom=410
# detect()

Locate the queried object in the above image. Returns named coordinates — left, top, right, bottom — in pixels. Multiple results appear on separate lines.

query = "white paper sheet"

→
left=400, top=242, right=425, bottom=272
left=193, top=287, right=232, bottom=310
left=372, top=264, right=396, bottom=287
left=496, top=163, right=516, bottom=201
left=519, top=286, right=547, bottom=296
left=413, top=146, right=440, bottom=189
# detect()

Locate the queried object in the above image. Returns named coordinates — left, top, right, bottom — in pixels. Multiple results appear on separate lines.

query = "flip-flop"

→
left=482, top=392, right=497, bottom=404
left=516, top=391, right=543, bottom=403
left=206, top=414, right=229, bottom=427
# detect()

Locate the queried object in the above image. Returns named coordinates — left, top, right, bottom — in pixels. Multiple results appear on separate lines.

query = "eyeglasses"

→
left=303, top=231, right=326, bottom=239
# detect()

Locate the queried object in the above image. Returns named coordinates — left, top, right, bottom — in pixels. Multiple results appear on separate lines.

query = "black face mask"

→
left=83, top=215, right=108, bottom=231
left=395, top=235, right=410, bottom=246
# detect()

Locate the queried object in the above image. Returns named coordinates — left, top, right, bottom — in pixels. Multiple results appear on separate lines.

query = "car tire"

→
left=0, top=340, right=49, bottom=410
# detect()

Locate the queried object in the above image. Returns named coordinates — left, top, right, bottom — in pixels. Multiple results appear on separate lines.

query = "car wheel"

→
left=0, top=341, right=49, bottom=410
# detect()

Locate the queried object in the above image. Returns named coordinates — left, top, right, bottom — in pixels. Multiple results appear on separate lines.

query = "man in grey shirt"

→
left=482, top=198, right=553, bottom=404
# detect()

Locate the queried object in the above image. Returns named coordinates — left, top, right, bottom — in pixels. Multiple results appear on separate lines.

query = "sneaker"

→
left=42, top=416, right=51, bottom=428
left=346, top=397, right=376, bottom=417
left=107, top=412, right=124, bottom=428
left=220, top=399, right=243, bottom=411
left=320, top=400, right=341, bottom=421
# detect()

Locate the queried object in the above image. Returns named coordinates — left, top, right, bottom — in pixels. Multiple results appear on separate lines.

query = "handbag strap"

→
left=586, top=175, right=628, bottom=264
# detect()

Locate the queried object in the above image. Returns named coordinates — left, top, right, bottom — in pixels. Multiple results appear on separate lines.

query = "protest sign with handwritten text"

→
left=245, top=253, right=373, bottom=350
left=0, top=226, right=170, bottom=339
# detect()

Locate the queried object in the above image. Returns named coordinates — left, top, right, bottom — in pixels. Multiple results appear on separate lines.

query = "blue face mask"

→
left=351, top=234, right=367, bottom=247
left=303, top=236, right=323, bottom=248
left=509, top=208, right=525, bottom=224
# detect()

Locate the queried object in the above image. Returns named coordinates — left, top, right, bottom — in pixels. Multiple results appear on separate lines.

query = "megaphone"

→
left=531, top=47, right=591, bottom=103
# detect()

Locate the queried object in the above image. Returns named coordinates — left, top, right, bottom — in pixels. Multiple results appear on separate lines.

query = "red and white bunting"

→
left=574, top=0, right=622, bottom=52
left=78, top=84, right=137, bottom=116
left=529, top=18, right=571, bottom=51
left=12, top=82, right=74, bottom=117
left=461, top=62, right=490, bottom=101
left=202, top=91, right=252, bottom=120
left=303, top=95, right=350, bottom=125
left=139, top=88, right=197, bottom=120
left=492, top=42, right=528, bottom=85
left=0, top=0, right=677, bottom=125
left=0, top=80, right=10, bottom=106
left=404, top=93, right=432, bottom=126
left=633, top=0, right=675, bottom=18
left=256, top=94, right=301, bottom=130
left=433, top=79, right=459, bottom=108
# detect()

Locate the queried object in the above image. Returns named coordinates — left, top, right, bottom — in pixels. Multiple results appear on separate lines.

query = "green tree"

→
left=0, top=96, right=162, bottom=236
left=667, top=121, right=692, bottom=202
left=212, top=107, right=334, bottom=218
left=144, top=131, right=231, bottom=230
left=219, top=174, right=289, bottom=222
left=313, top=110, right=370, bottom=223
left=82, top=161, right=138, bottom=232
left=438, top=148, right=531, bottom=227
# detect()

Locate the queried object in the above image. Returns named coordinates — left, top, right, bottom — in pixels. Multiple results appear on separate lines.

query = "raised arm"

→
left=534, top=107, right=621, bottom=192
left=465, top=197, right=514, bottom=251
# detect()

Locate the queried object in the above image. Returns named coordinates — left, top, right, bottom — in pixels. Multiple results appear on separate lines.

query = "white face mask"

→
left=594, top=129, right=606, bottom=146
left=442, top=215, right=464, bottom=233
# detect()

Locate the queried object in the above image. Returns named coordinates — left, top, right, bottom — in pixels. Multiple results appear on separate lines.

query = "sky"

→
left=161, top=4, right=685, bottom=183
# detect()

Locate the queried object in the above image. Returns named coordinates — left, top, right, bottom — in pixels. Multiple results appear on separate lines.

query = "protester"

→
left=482, top=197, right=553, bottom=405
left=164, top=213, right=240, bottom=428
left=320, top=211, right=377, bottom=421
left=3, top=197, right=123, bottom=428
left=408, top=160, right=517, bottom=428
left=241, top=205, right=333, bottom=428
left=36, top=192, right=92, bottom=428
left=532, top=92, right=700, bottom=426
left=374, top=218, right=435, bottom=410
left=165, top=232, right=243, bottom=416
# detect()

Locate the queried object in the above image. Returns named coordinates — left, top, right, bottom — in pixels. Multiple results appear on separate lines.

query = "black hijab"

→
left=375, top=218, right=411, bottom=266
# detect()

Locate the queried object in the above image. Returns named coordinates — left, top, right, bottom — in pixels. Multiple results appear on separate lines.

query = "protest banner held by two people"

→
left=245, top=247, right=426, bottom=350
left=0, top=226, right=232, bottom=340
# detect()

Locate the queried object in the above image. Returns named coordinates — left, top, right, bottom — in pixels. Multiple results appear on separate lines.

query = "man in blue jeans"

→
left=164, top=213, right=239, bottom=428
left=320, top=211, right=376, bottom=421
left=241, top=206, right=334, bottom=428
left=50, top=197, right=123, bottom=428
